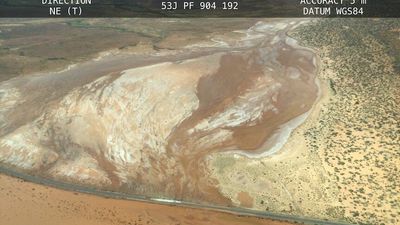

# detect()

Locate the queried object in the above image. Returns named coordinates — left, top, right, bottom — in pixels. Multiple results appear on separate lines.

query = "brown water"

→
left=163, top=22, right=318, bottom=205
left=0, top=19, right=319, bottom=207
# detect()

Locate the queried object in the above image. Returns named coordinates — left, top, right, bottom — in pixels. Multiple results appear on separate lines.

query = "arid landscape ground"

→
left=209, top=19, right=400, bottom=224
left=0, top=173, right=295, bottom=225
left=0, top=18, right=399, bottom=225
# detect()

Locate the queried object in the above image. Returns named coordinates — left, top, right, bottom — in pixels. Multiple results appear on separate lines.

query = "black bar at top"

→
left=0, top=0, right=399, bottom=18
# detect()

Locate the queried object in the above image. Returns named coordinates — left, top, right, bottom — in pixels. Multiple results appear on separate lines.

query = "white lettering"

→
left=300, top=0, right=342, bottom=5
left=42, top=0, right=92, bottom=5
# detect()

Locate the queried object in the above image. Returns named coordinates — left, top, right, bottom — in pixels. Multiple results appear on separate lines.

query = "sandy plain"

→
left=0, top=173, right=294, bottom=225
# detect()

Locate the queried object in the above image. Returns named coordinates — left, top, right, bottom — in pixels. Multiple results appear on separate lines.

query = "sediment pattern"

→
left=0, top=19, right=318, bottom=204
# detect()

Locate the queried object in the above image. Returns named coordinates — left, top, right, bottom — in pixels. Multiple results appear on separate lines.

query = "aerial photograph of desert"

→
left=0, top=17, right=399, bottom=225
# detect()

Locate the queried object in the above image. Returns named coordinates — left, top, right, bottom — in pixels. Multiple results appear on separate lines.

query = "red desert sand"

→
left=0, top=173, right=295, bottom=225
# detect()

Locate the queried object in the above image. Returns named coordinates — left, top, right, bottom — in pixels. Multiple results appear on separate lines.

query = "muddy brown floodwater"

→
left=164, top=22, right=318, bottom=204
left=0, top=19, right=319, bottom=207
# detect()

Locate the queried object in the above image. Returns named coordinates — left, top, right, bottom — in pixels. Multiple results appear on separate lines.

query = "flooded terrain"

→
left=0, top=19, right=318, bottom=205
left=1, top=18, right=398, bottom=225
